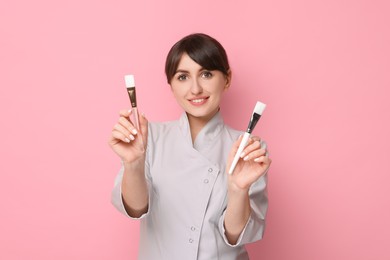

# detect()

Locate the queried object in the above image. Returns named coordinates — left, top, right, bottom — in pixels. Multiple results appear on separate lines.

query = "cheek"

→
left=212, top=83, right=226, bottom=98
left=171, top=87, right=186, bottom=102
left=213, top=78, right=228, bottom=92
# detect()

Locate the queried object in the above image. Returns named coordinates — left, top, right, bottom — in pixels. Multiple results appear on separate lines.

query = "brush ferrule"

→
left=246, top=113, right=261, bottom=133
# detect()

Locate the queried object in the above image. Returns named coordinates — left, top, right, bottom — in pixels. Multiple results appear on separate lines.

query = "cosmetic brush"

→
left=228, top=101, right=266, bottom=175
left=124, top=75, right=140, bottom=130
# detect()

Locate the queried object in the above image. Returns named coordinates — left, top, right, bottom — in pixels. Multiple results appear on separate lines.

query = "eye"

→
left=201, top=71, right=213, bottom=79
left=177, top=74, right=188, bottom=81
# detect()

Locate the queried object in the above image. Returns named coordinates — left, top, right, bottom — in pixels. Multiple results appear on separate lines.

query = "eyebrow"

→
left=174, top=68, right=206, bottom=74
left=174, top=69, right=189, bottom=74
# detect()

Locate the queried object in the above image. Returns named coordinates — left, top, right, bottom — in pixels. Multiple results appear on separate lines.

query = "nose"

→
left=190, top=78, right=203, bottom=95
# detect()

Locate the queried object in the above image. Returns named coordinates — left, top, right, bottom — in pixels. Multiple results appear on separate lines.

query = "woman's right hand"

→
left=108, top=109, right=148, bottom=165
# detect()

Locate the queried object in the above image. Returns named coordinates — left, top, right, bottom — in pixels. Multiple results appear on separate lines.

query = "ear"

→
left=224, top=70, right=232, bottom=91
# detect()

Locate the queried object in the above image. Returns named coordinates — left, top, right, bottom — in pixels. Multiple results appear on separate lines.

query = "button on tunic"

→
left=112, top=111, right=268, bottom=260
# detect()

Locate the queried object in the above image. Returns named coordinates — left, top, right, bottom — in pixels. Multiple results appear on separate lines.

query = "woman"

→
left=109, top=33, right=271, bottom=260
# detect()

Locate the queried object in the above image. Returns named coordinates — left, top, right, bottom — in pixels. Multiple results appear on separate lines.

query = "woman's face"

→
left=170, top=53, right=230, bottom=123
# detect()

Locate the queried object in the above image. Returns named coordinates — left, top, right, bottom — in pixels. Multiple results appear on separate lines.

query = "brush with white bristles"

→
left=124, top=75, right=140, bottom=130
left=228, top=101, right=267, bottom=175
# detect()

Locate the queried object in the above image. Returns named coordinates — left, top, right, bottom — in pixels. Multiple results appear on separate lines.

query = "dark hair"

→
left=165, top=33, right=230, bottom=84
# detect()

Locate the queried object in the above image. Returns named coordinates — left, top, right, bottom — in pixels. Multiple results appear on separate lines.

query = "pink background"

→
left=1, top=0, right=389, bottom=259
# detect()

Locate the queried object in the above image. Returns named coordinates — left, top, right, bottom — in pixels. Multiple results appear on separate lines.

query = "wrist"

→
left=228, top=184, right=250, bottom=199
left=228, top=180, right=250, bottom=194
left=123, top=156, right=145, bottom=173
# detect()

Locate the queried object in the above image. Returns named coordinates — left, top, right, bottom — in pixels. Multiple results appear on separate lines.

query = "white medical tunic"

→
left=112, top=111, right=268, bottom=260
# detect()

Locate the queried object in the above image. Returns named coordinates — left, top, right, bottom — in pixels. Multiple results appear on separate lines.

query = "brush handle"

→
left=132, top=107, right=140, bottom=130
left=228, top=132, right=250, bottom=174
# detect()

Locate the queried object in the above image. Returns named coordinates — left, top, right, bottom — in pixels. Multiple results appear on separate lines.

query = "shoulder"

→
left=223, top=124, right=268, bottom=147
left=222, top=124, right=243, bottom=142
left=145, top=120, right=180, bottom=163
left=147, top=119, right=179, bottom=142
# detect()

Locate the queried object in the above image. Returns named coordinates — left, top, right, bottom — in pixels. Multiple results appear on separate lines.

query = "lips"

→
left=188, top=97, right=209, bottom=106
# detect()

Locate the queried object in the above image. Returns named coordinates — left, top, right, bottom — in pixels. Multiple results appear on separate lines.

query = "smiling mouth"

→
left=188, top=97, right=209, bottom=105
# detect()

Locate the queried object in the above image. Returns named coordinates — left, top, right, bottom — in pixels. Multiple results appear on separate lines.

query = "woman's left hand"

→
left=226, top=135, right=272, bottom=192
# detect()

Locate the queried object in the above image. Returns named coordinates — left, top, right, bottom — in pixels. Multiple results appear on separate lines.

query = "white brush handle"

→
left=228, top=132, right=250, bottom=174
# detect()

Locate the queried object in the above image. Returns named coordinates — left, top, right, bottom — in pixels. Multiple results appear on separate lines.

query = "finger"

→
left=138, top=111, right=148, bottom=138
left=118, top=116, right=138, bottom=136
left=119, top=108, right=132, bottom=117
left=251, top=135, right=262, bottom=143
left=111, top=129, right=131, bottom=143
left=114, top=123, right=135, bottom=141
left=243, top=148, right=267, bottom=161
left=244, top=136, right=260, bottom=149
left=259, top=140, right=269, bottom=157
left=254, top=156, right=272, bottom=165
left=240, top=140, right=261, bottom=158
left=259, top=140, right=267, bottom=149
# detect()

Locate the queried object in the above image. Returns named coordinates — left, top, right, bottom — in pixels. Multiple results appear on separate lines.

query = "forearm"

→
left=224, top=188, right=251, bottom=245
left=121, top=159, right=149, bottom=218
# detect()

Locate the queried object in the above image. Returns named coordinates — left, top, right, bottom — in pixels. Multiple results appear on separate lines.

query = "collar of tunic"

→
left=179, top=111, right=225, bottom=152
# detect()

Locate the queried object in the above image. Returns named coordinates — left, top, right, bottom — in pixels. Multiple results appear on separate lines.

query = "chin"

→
left=186, top=107, right=218, bottom=119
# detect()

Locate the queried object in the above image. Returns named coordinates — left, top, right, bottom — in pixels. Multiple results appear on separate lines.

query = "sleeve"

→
left=111, top=124, right=153, bottom=220
left=110, top=162, right=153, bottom=219
left=218, top=139, right=270, bottom=247
left=218, top=173, right=268, bottom=247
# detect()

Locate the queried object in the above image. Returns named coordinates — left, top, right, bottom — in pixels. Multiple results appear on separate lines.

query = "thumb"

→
left=138, top=111, right=149, bottom=142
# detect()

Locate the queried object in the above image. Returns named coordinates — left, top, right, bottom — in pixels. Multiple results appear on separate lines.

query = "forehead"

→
left=176, top=53, right=202, bottom=71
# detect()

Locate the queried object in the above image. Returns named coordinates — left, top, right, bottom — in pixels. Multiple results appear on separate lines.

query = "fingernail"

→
left=244, top=156, right=249, bottom=161
left=141, top=113, right=146, bottom=118
left=132, top=129, right=138, bottom=135
left=129, top=135, right=135, bottom=141
left=254, top=158, right=260, bottom=162
left=125, top=138, right=130, bottom=143
left=240, top=152, right=245, bottom=158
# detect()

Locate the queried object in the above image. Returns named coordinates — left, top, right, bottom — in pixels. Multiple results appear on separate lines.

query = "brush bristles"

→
left=124, top=75, right=135, bottom=88
left=253, top=101, right=266, bottom=115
